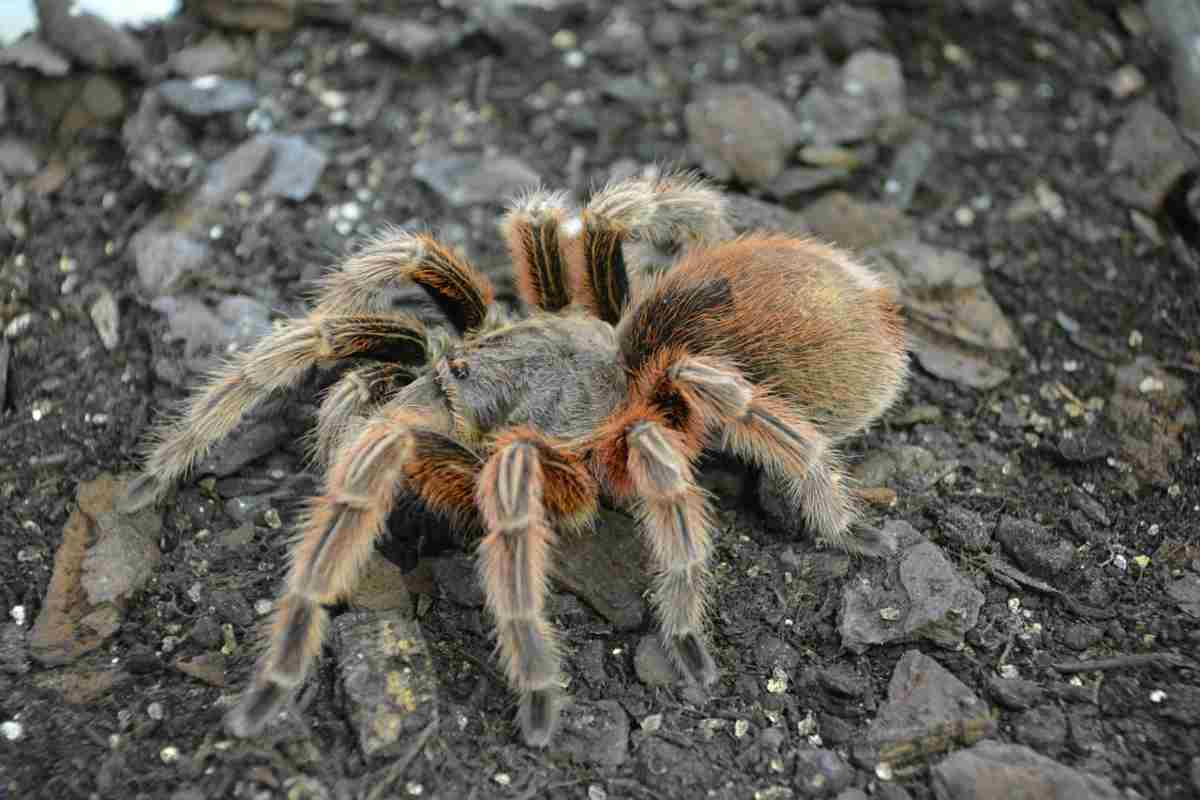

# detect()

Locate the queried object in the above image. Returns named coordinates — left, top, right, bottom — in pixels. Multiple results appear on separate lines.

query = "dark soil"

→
left=1, top=2, right=1198, bottom=799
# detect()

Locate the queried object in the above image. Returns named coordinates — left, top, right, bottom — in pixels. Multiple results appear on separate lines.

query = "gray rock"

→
left=1108, top=101, right=1199, bottom=212
left=550, top=698, right=629, bottom=766
left=725, top=194, right=811, bottom=237
left=412, top=153, right=541, bottom=207
left=634, top=635, right=678, bottom=687
left=0, top=624, right=29, bottom=675
left=883, top=137, right=935, bottom=210
left=207, top=589, right=254, bottom=628
left=150, top=294, right=272, bottom=363
left=1107, top=356, right=1196, bottom=486
left=333, top=609, right=439, bottom=758
left=167, top=35, right=240, bottom=77
left=685, top=83, right=802, bottom=185
left=932, top=741, right=1122, bottom=800
left=817, top=665, right=868, bottom=698
left=158, top=77, right=258, bottom=117
left=793, top=748, right=855, bottom=796
left=1014, top=704, right=1068, bottom=750
left=986, top=676, right=1044, bottom=710
left=80, top=498, right=163, bottom=607
left=1166, top=574, right=1200, bottom=618
left=36, top=0, right=147, bottom=73
left=796, top=49, right=905, bottom=148
left=261, top=134, right=328, bottom=201
left=122, top=90, right=203, bottom=194
left=755, top=635, right=801, bottom=672
left=1060, top=622, right=1103, bottom=651
left=869, top=237, right=1018, bottom=390
left=840, top=539, right=984, bottom=653
left=0, top=36, right=71, bottom=76
left=131, top=227, right=211, bottom=297
left=0, top=138, right=40, bottom=179
left=868, top=651, right=990, bottom=757
left=186, top=135, right=275, bottom=215
left=852, top=444, right=941, bottom=489
left=817, top=3, right=887, bottom=59
left=1147, top=0, right=1200, bottom=129
left=89, top=289, right=120, bottom=351
left=995, top=517, right=1074, bottom=578
left=1068, top=487, right=1109, bottom=527
left=197, top=417, right=291, bottom=478
left=357, top=16, right=457, bottom=62
left=554, top=507, right=647, bottom=630
left=801, top=192, right=915, bottom=250
left=765, top=166, right=851, bottom=199
left=937, top=505, right=991, bottom=550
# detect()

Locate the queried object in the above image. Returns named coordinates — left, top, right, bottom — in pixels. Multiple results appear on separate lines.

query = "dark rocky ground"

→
left=1, top=1, right=1198, bottom=798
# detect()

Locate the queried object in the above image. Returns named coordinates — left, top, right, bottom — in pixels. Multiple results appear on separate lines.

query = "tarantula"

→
left=119, top=173, right=908, bottom=747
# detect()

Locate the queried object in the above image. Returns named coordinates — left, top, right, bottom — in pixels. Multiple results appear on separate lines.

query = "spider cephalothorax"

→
left=120, top=173, right=908, bottom=747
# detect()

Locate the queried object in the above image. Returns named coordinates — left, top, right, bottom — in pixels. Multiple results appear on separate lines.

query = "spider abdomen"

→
left=620, top=234, right=908, bottom=440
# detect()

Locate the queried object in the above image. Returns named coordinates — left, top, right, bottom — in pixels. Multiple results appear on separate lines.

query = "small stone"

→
left=793, top=748, right=854, bottom=797
left=0, top=138, right=40, bottom=178
left=173, top=653, right=227, bottom=687
left=933, top=742, right=1121, bottom=800
left=996, top=517, right=1075, bottom=578
left=634, top=635, right=678, bottom=687
left=0, top=36, right=71, bottom=76
left=158, top=77, right=258, bottom=117
left=938, top=505, right=991, bottom=550
left=554, top=508, right=647, bottom=629
left=261, top=134, right=328, bottom=202
left=1060, top=623, right=1103, bottom=651
left=168, top=35, right=240, bottom=77
left=130, top=227, right=211, bottom=297
left=89, top=289, right=120, bottom=350
left=1013, top=705, right=1068, bottom=750
left=357, top=16, right=456, bottom=62
left=685, top=83, right=802, bottom=185
left=1108, top=101, right=1198, bottom=212
left=334, top=610, right=439, bottom=758
left=801, top=192, right=915, bottom=251
left=1, top=720, right=22, bottom=741
left=986, top=676, right=1044, bottom=710
left=412, top=153, right=541, bottom=207
left=38, top=0, right=148, bottom=73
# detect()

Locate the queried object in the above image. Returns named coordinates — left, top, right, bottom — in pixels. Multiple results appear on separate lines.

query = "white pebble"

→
left=147, top=702, right=165, bottom=721
left=10, top=605, right=25, bottom=626
left=160, top=745, right=179, bottom=763
left=254, top=599, right=273, bottom=617
left=1, top=721, right=22, bottom=741
left=1150, top=689, right=1167, bottom=703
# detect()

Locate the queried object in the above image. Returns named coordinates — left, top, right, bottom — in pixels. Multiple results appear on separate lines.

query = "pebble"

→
left=0, top=624, right=29, bottom=674
left=884, top=137, right=934, bottom=209
left=996, top=516, right=1075, bottom=578
left=89, top=289, right=120, bottom=350
left=261, top=134, right=328, bottom=201
left=131, top=228, right=212, bottom=297
left=357, top=16, right=457, bottom=62
left=868, top=650, right=990, bottom=759
left=817, top=3, right=887, bottom=58
left=333, top=610, right=439, bottom=757
left=23, top=476, right=161, bottom=668
left=37, top=0, right=148, bottom=73
left=684, top=83, right=802, bottom=185
left=167, top=35, right=241, bottom=77
left=554, top=508, right=647, bottom=630
left=801, top=192, right=915, bottom=251
left=158, top=77, right=258, bottom=117
left=869, top=237, right=1017, bottom=389
left=0, top=36, right=71, bottom=76
left=793, top=748, right=855, bottom=797
left=151, top=294, right=272, bottom=361
left=937, top=505, right=991, bottom=550
left=932, top=741, right=1121, bottom=799
left=0, top=138, right=40, bottom=179
left=1108, top=101, right=1198, bottom=212
left=634, top=635, right=678, bottom=687
left=840, top=539, right=984, bottom=653
left=1, top=720, right=23, bottom=741
left=986, top=675, right=1044, bottom=710
left=550, top=699, right=630, bottom=766
left=412, top=153, right=541, bottom=207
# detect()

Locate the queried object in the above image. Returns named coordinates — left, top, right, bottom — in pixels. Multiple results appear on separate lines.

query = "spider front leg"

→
left=670, top=357, right=896, bottom=557
left=476, top=429, right=597, bottom=747
left=225, top=406, right=481, bottom=738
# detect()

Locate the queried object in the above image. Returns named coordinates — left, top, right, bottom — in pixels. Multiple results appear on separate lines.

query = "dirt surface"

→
left=1, top=1, right=1199, bottom=799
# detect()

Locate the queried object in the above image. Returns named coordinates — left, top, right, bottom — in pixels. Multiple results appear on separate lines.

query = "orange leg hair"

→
left=475, top=428, right=597, bottom=747
left=668, top=355, right=895, bottom=556
left=224, top=407, right=481, bottom=738
left=122, top=231, right=498, bottom=513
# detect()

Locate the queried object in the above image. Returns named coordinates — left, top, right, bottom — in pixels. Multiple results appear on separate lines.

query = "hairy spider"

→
left=120, top=173, right=908, bottom=747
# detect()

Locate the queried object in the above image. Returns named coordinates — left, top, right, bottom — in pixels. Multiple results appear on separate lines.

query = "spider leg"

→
left=313, top=230, right=496, bottom=334
left=120, top=314, right=428, bottom=512
left=566, top=172, right=731, bottom=324
left=503, top=190, right=573, bottom=313
left=312, top=361, right=416, bottom=468
left=225, top=406, right=481, bottom=738
left=669, top=356, right=896, bottom=557
left=476, top=428, right=596, bottom=747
